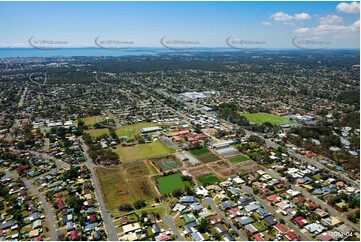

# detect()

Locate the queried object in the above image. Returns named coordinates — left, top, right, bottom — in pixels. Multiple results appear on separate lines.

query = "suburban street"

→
left=241, top=186, right=312, bottom=241
left=163, top=215, right=185, bottom=241
left=204, top=198, right=248, bottom=241
left=2, top=170, right=57, bottom=241
left=266, top=168, right=360, bottom=232
left=79, top=137, right=119, bottom=241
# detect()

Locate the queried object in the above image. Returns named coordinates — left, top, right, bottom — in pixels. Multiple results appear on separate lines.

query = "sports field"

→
left=157, top=173, right=192, bottom=194
left=229, top=155, right=249, bottom=163
left=241, top=112, right=291, bottom=125
left=197, top=173, right=220, bottom=185
left=115, top=140, right=175, bottom=161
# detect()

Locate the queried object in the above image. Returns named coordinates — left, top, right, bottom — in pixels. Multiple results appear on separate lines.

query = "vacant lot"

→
left=188, top=166, right=212, bottom=177
left=233, top=160, right=264, bottom=175
left=115, top=122, right=157, bottom=138
left=152, top=155, right=182, bottom=172
left=241, top=112, right=291, bottom=125
left=208, top=160, right=237, bottom=177
left=197, top=174, right=220, bottom=185
left=95, top=161, right=157, bottom=210
left=84, top=128, right=109, bottom=137
left=229, top=155, right=249, bottom=163
left=157, top=173, right=192, bottom=194
left=190, top=148, right=211, bottom=156
left=197, top=153, right=220, bottom=163
left=115, top=140, right=175, bottom=161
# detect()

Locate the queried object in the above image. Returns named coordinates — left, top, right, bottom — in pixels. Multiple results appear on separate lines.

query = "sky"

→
left=0, top=1, right=359, bottom=49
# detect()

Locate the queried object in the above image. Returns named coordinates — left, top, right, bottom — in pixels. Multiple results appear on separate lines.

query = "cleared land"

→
left=197, top=153, right=220, bottom=163
left=115, top=140, right=175, bottom=161
left=157, top=173, right=192, bottom=194
left=229, top=155, right=249, bottom=163
left=241, top=112, right=291, bottom=125
left=197, top=173, right=220, bottom=185
left=95, top=161, right=157, bottom=210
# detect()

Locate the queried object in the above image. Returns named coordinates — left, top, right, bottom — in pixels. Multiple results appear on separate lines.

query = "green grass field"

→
left=115, top=122, right=158, bottom=138
left=84, top=128, right=110, bottom=137
left=81, top=116, right=105, bottom=126
left=241, top=112, right=291, bottom=125
left=197, top=174, right=220, bottom=185
left=190, top=148, right=211, bottom=156
left=115, top=140, right=175, bottom=161
left=157, top=173, right=192, bottom=194
left=229, top=155, right=249, bottom=163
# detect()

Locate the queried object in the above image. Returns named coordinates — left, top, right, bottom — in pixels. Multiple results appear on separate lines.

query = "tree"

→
left=172, top=188, right=184, bottom=197
left=196, top=218, right=211, bottom=233
left=118, top=204, right=133, bottom=212
left=134, top=200, right=146, bottom=209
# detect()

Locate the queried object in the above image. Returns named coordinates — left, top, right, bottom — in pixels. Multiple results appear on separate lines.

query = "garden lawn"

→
left=157, top=173, right=192, bottom=194
left=241, top=112, right=291, bottom=125
left=115, top=140, right=175, bottom=161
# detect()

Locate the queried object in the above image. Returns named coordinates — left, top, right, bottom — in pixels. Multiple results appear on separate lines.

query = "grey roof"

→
left=235, top=216, right=253, bottom=225
left=152, top=223, right=161, bottom=234
left=184, top=221, right=197, bottom=234
left=0, top=220, right=15, bottom=230
left=179, top=196, right=196, bottom=203
left=191, top=232, right=203, bottom=241
left=264, top=216, right=277, bottom=226
left=245, top=203, right=260, bottom=212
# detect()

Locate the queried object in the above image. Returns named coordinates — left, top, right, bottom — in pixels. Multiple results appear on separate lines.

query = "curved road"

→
left=3, top=170, right=57, bottom=241
left=163, top=216, right=184, bottom=241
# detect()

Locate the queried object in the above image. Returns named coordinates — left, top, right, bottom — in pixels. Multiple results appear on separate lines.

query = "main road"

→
left=204, top=198, right=248, bottom=241
left=3, top=170, right=57, bottom=241
left=79, top=137, right=118, bottom=241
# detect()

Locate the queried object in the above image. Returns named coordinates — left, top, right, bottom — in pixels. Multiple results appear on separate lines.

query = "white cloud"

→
left=270, top=11, right=311, bottom=22
left=262, top=21, right=272, bottom=26
left=294, top=13, right=312, bottom=20
left=294, top=19, right=360, bottom=37
left=336, top=2, right=360, bottom=14
left=319, top=14, right=343, bottom=24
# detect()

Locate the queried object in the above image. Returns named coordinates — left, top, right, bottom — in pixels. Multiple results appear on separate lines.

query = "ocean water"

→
left=0, top=48, right=171, bottom=58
